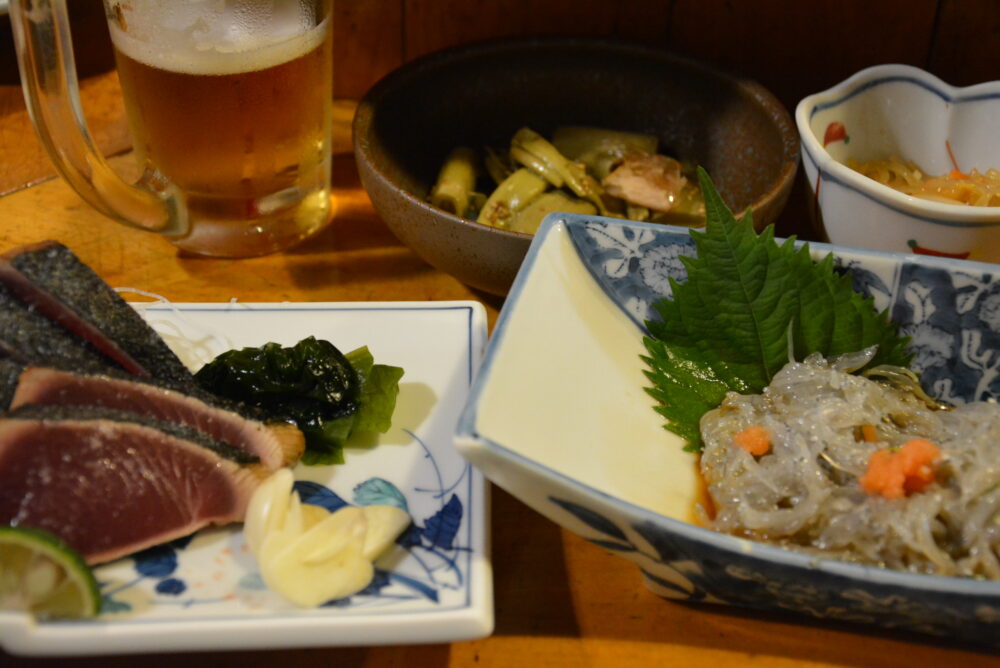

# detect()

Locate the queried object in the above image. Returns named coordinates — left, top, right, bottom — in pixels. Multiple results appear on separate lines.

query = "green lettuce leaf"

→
left=353, top=362, right=406, bottom=434
left=299, top=418, right=355, bottom=466
left=300, top=346, right=404, bottom=465
left=642, top=168, right=911, bottom=451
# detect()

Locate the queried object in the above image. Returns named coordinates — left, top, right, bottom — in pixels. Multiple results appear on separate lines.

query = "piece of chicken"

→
left=602, top=153, right=687, bottom=212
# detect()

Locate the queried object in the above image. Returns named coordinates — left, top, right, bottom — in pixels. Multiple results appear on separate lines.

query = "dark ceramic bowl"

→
left=353, top=38, right=799, bottom=296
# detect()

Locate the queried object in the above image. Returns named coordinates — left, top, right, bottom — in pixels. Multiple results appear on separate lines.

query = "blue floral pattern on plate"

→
left=0, top=302, right=492, bottom=656
left=102, top=432, right=472, bottom=613
left=567, top=217, right=1000, bottom=405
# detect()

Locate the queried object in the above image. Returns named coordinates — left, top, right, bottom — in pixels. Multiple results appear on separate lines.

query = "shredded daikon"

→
left=117, top=288, right=237, bottom=369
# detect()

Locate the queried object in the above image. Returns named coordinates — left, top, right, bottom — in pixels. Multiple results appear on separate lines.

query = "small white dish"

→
left=0, top=301, right=493, bottom=656
left=796, top=63, right=1000, bottom=262
left=455, top=213, right=1000, bottom=647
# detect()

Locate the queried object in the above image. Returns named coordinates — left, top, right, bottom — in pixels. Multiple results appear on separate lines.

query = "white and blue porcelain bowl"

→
left=796, top=64, right=1000, bottom=263
left=454, top=213, right=1000, bottom=646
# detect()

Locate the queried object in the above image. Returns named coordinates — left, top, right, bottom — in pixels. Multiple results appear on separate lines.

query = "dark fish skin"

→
left=0, top=282, right=120, bottom=376
left=0, top=248, right=147, bottom=377
left=0, top=407, right=264, bottom=564
left=3, top=242, right=193, bottom=384
left=0, top=241, right=272, bottom=421
left=0, top=359, right=22, bottom=410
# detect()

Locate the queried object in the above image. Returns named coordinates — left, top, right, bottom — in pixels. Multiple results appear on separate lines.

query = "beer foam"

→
left=109, top=7, right=329, bottom=76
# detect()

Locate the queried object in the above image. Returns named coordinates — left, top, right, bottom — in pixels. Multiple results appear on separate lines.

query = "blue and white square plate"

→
left=1, top=301, right=492, bottom=656
left=455, top=213, right=1000, bottom=647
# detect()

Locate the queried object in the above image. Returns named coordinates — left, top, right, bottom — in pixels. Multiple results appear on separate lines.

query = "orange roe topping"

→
left=897, top=438, right=941, bottom=493
left=859, top=424, right=879, bottom=443
left=859, top=438, right=941, bottom=499
left=733, top=425, right=771, bottom=456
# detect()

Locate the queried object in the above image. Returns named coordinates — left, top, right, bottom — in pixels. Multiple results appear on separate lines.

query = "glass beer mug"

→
left=10, top=0, right=334, bottom=257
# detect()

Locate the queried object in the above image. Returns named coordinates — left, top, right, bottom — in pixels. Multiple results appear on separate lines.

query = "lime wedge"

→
left=0, top=526, right=100, bottom=619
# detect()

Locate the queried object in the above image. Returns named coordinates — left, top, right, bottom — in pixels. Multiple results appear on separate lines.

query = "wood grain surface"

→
left=4, top=0, right=997, bottom=104
left=2, top=1, right=1000, bottom=665
left=332, top=0, right=1000, bottom=110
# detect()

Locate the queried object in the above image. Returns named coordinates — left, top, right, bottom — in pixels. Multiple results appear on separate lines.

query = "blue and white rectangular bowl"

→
left=454, top=213, right=1000, bottom=646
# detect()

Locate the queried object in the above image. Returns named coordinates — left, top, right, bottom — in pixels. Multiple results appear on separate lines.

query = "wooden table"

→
left=1, top=72, right=998, bottom=668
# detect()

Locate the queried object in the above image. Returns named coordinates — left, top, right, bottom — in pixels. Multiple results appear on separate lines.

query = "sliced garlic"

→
left=243, top=470, right=412, bottom=607
left=300, top=503, right=329, bottom=530
left=361, top=505, right=411, bottom=561
left=258, top=508, right=373, bottom=607
left=243, top=468, right=294, bottom=554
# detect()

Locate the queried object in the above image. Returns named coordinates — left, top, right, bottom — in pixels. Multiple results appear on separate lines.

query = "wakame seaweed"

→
left=195, top=337, right=403, bottom=465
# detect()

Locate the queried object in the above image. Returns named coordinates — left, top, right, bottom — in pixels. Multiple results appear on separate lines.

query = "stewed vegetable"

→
left=428, top=125, right=706, bottom=234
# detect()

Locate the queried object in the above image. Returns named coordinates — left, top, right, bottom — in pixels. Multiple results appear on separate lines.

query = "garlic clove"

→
left=361, top=506, right=411, bottom=561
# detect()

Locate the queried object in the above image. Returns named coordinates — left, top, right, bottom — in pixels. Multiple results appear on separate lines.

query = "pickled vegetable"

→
left=428, top=125, right=706, bottom=233
left=552, top=125, right=658, bottom=179
left=429, top=147, right=479, bottom=217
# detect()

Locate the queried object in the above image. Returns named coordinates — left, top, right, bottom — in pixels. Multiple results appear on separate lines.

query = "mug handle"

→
left=10, top=0, right=184, bottom=235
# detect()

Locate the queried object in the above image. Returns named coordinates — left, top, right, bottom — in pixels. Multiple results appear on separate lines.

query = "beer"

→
left=108, top=3, right=333, bottom=257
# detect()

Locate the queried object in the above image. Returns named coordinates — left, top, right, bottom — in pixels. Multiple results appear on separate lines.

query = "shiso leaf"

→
left=643, top=168, right=911, bottom=452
